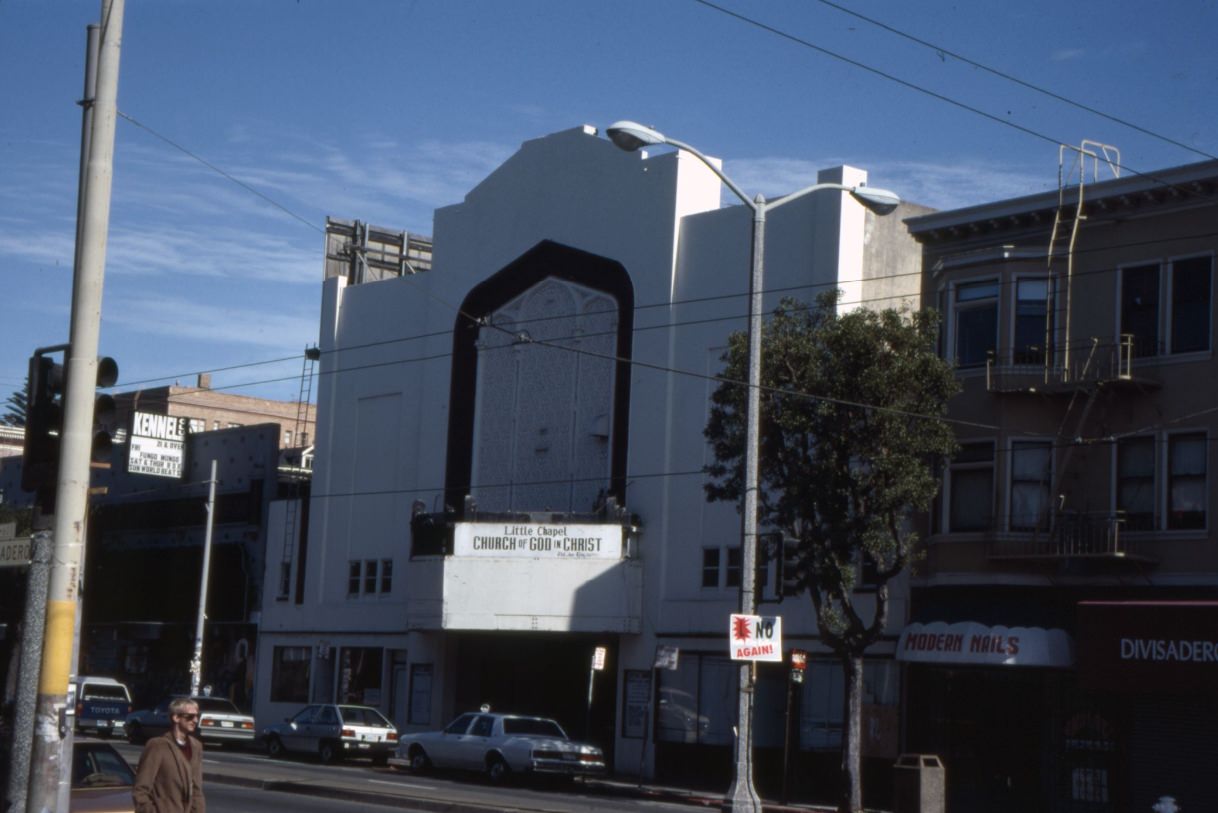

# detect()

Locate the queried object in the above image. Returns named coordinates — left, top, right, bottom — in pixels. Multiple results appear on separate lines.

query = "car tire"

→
left=266, top=735, right=284, bottom=758
left=409, top=747, right=431, bottom=773
left=126, top=722, right=145, bottom=745
left=486, top=754, right=511, bottom=784
left=318, top=740, right=338, bottom=764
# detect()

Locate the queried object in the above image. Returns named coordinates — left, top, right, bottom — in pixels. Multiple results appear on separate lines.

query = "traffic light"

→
left=92, top=356, right=118, bottom=465
left=21, top=354, right=65, bottom=505
left=779, top=537, right=807, bottom=600
left=20, top=351, right=118, bottom=515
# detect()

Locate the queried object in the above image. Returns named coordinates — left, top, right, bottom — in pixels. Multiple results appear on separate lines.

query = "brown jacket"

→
left=133, top=731, right=205, bottom=813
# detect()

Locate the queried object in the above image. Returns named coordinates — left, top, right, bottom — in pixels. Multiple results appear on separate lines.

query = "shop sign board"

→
left=128, top=411, right=189, bottom=479
left=0, top=536, right=31, bottom=568
left=654, top=645, right=679, bottom=670
left=1077, top=600, right=1218, bottom=693
left=453, top=522, right=621, bottom=560
left=897, top=620, right=1074, bottom=667
left=729, top=614, right=783, bottom=662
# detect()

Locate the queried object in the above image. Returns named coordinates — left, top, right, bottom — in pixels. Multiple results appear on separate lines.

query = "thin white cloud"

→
left=105, top=292, right=317, bottom=352
left=726, top=155, right=1051, bottom=212
left=1051, top=48, right=1086, bottom=62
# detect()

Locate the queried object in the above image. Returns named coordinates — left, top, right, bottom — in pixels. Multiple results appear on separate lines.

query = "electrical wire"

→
left=808, top=0, right=1218, bottom=163
left=689, top=0, right=1215, bottom=201
left=118, top=111, right=323, bottom=235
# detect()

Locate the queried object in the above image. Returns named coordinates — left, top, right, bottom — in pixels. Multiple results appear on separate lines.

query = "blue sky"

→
left=2, top=0, right=1215, bottom=405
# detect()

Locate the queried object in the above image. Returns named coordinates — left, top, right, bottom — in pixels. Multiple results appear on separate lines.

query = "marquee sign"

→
left=128, top=411, right=188, bottom=479
left=453, top=522, right=622, bottom=560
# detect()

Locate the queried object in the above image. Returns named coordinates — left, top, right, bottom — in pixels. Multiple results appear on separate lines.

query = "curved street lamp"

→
left=607, top=120, right=902, bottom=813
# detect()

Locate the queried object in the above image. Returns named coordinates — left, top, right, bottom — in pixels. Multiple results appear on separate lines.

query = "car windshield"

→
left=339, top=706, right=392, bottom=727
left=192, top=697, right=241, bottom=713
left=72, top=746, right=135, bottom=787
left=502, top=718, right=566, bottom=738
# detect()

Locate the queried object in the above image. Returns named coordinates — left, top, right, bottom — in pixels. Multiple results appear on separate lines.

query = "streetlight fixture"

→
left=607, top=120, right=901, bottom=813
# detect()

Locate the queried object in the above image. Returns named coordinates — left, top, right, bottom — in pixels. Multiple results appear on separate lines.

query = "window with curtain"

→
left=1009, top=441, right=1051, bottom=531
left=1117, top=436, right=1156, bottom=531
left=1168, top=432, right=1207, bottom=529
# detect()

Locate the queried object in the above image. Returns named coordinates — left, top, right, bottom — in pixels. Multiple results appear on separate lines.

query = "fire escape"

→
left=986, top=142, right=1158, bottom=565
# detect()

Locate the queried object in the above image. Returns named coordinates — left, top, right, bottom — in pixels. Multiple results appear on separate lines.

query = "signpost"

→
left=729, top=614, right=783, bottom=662
left=783, top=648, right=808, bottom=803
left=586, top=645, right=608, bottom=739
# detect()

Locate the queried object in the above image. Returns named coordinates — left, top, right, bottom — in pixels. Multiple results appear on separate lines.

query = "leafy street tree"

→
left=704, top=292, right=959, bottom=813
left=3, top=378, right=28, bottom=426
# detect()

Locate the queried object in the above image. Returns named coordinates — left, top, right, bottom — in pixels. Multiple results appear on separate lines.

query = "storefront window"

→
left=408, top=664, right=433, bottom=725
left=799, top=660, right=898, bottom=751
left=656, top=654, right=736, bottom=746
left=270, top=646, right=311, bottom=703
left=338, top=647, right=383, bottom=706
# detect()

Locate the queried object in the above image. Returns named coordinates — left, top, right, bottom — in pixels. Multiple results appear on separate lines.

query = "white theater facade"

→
left=254, top=125, right=928, bottom=790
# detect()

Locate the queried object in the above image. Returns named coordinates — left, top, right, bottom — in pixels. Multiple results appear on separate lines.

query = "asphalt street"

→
left=109, top=740, right=763, bottom=813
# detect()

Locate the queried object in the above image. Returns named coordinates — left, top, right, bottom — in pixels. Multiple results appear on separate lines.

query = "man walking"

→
left=133, top=696, right=205, bottom=813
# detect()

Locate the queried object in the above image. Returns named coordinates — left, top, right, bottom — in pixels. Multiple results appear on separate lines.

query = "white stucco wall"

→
left=256, top=124, right=924, bottom=759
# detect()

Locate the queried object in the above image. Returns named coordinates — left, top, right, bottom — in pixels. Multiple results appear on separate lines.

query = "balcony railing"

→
left=988, top=511, right=1155, bottom=562
left=985, top=335, right=1156, bottom=393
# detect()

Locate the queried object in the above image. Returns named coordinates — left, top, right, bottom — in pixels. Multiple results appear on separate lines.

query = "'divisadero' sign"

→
left=128, top=411, right=188, bottom=479
left=453, top=522, right=622, bottom=560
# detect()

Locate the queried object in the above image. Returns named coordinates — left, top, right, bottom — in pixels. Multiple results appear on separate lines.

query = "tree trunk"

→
left=839, top=653, right=864, bottom=813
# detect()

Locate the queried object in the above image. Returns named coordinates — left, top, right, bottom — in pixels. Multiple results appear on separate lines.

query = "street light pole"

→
left=606, top=121, right=900, bottom=813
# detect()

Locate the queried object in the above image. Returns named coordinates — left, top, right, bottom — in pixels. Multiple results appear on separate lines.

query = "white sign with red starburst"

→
left=729, top=614, right=783, bottom=661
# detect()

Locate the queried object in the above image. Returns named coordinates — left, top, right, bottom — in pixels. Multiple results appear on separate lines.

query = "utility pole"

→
left=190, top=460, right=219, bottom=697
left=26, top=2, right=124, bottom=811
left=5, top=532, right=52, bottom=813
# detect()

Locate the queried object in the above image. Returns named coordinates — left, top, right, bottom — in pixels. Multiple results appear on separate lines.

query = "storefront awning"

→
left=897, top=620, right=1075, bottom=667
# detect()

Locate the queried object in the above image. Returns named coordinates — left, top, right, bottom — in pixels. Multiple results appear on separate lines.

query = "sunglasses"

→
left=176, top=713, right=199, bottom=721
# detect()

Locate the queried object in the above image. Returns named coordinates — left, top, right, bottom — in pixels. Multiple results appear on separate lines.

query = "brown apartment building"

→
left=107, top=373, right=316, bottom=452
left=902, top=157, right=1218, bottom=813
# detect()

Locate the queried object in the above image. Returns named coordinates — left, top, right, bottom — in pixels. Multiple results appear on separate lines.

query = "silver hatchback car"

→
left=261, top=703, right=398, bottom=764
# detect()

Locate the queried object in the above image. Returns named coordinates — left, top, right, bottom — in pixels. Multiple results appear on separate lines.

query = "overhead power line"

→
left=688, top=0, right=1215, bottom=199
left=809, top=0, right=1218, bottom=163
left=118, top=111, right=323, bottom=234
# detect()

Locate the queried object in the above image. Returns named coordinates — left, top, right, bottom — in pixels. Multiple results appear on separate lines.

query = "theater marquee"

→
left=453, top=522, right=622, bottom=560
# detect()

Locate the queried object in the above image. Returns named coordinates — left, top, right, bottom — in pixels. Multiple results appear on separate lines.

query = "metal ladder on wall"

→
left=278, top=347, right=318, bottom=600
left=1045, top=141, right=1121, bottom=523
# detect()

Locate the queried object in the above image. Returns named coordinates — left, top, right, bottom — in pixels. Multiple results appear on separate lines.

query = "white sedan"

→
left=391, top=711, right=606, bottom=782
